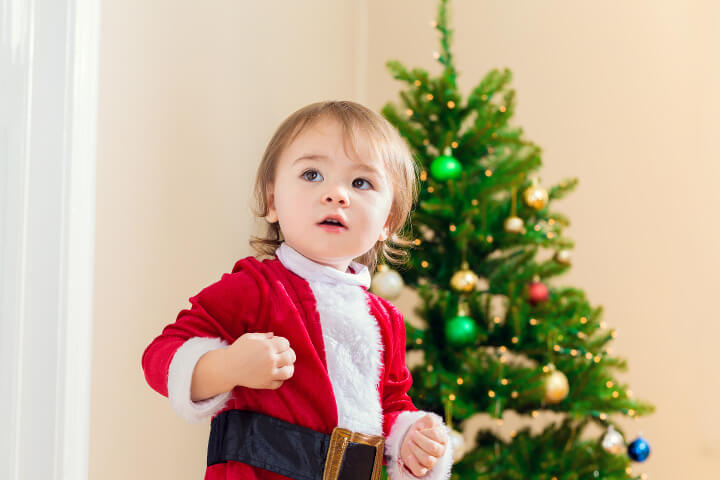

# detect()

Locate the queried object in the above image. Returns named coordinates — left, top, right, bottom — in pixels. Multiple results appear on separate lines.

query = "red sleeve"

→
left=140, top=269, right=261, bottom=397
left=381, top=300, right=418, bottom=439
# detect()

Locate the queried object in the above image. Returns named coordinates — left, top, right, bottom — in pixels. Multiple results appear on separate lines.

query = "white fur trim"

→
left=167, top=337, right=232, bottom=423
left=307, top=279, right=384, bottom=436
left=384, top=410, right=454, bottom=480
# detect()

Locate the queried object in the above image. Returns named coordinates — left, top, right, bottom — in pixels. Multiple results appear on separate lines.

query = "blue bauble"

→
left=627, top=436, right=650, bottom=462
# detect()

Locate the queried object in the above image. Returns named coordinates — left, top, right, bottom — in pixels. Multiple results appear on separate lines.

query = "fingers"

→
left=270, top=335, right=291, bottom=352
left=418, top=425, right=449, bottom=445
left=410, top=428, right=446, bottom=460
left=275, top=348, right=296, bottom=367
left=402, top=450, right=429, bottom=476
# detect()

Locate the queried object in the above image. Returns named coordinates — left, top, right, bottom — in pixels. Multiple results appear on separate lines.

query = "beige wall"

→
left=92, top=1, right=720, bottom=479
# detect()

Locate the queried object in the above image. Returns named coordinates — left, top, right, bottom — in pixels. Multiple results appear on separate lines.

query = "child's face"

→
left=266, top=116, right=393, bottom=272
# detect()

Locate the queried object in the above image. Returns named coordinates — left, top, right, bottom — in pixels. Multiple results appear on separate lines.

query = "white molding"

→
left=0, top=0, right=100, bottom=478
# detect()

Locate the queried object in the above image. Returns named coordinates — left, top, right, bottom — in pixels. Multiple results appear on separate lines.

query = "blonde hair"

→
left=249, top=100, right=420, bottom=273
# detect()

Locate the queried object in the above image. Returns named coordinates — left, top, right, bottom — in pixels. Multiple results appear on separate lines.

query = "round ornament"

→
left=449, top=428, right=465, bottom=463
left=543, top=364, right=569, bottom=404
left=504, top=216, right=524, bottom=234
left=553, top=249, right=572, bottom=265
left=370, top=264, right=404, bottom=300
left=601, top=425, right=625, bottom=454
left=430, top=154, right=462, bottom=181
left=450, top=266, right=479, bottom=293
left=528, top=280, right=549, bottom=305
left=523, top=178, right=549, bottom=210
left=445, top=307, right=478, bottom=346
left=627, top=436, right=651, bottom=462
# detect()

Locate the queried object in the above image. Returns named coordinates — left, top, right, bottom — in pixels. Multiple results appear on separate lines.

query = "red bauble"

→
left=528, top=281, right=549, bottom=305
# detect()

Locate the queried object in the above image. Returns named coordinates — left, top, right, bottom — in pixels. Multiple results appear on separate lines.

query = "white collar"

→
left=275, top=242, right=371, bottom=289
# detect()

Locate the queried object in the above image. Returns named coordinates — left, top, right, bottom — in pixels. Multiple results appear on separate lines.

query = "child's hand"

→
left=399, top=414, right=448, bottom=477
left=223, top=332, right=296, bottom=390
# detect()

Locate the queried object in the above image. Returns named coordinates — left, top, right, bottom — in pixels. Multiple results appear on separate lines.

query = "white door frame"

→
left=0, top=0, right=100, bottom=478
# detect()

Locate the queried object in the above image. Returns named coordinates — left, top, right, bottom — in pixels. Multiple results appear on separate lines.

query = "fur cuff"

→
left=167, top=337, right=232, bottom=423
left=384, top=410, right=453, bottom=480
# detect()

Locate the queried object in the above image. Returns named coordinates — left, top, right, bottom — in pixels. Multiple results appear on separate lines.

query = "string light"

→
left=585, top=352, right=593, bottom=360
left=542, top=365, right=551, bottom=373
left=425, top=93, right=434, bottom=101
left=580, top=317, right=588, bottom=324
left=421, top=261, right=429, bottom=268
left=501, top=378, right=509, bottom=385
left=606, top=381, right=614, bottom=388
left=416, top=338, right=423, bottom=345
left=449, top=224, right=456, bottom=232
left=427, top=186, right=434, bottom=193
left=488, top=390, right=496, bottom=398
left=447, top=101, right=455, bottom=109
left=451, top=141, right=458, bottom=148
left=420, top=171, right=428, bottom=181
left=599, top=413, right=607, bottom=420
left=414, top=80, right=422, bottom=87
left=485, top=169, right=493, bottom=176
left=413, top=239, right=422, bottom=246
left=406, top=109, right=414, bottom=116
left=471, top=199, right=479, bottom=205
left=529, top=318, right=539, bottom=326
left=499, top=106, right=507, bottom=113
left=449, top=394, right=456, bottom=401
left=553, top=345, right=561, bottom=352
left=531, top=410, right=539, bottom=417
left=511, top=336, right=519, bottom=344
left=612, top=391, right=619, bottom=398
left=427, top=365, right=434, bottom=372
left=511, top=391, right=519, bottom=398
left=456, top=378, right=463, bottom=385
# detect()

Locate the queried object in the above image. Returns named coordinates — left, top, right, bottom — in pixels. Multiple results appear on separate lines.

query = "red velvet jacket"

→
left=141, top=254, right=445, bottom=479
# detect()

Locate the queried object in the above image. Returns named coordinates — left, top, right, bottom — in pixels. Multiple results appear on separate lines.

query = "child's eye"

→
left=353, top=178, right=373, bottom=190
left=301, top=169, right=323, bottom=182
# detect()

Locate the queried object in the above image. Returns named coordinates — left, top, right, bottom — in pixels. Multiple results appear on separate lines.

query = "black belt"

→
left=207, top=409, right=384, bottom=480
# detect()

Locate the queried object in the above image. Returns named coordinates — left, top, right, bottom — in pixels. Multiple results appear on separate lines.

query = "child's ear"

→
left=377, top=225, right=389, bottom=242
left=265, top=191, right=278, bottom=223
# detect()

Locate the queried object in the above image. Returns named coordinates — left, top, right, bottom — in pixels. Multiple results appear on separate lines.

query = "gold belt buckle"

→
left=323, top=427, right=384, bottom=480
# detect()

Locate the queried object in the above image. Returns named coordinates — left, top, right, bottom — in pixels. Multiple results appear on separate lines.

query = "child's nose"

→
left=322, top=185, right=350, bottom=205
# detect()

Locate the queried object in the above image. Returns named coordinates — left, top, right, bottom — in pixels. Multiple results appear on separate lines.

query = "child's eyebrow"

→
left=293, top=154, right=382, bottom=176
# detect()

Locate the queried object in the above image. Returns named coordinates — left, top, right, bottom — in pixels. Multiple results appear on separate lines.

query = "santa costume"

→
left=141, top=241, right=453, bottom=479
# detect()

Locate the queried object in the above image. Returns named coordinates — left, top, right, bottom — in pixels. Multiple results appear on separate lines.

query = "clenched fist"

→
left=399, top=414, right=449, bottom=477
left=223, top=332, right=296, bottom=390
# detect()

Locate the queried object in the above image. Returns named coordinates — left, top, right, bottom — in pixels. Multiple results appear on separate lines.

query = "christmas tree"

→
left=372, top=1, right=655, bottom=478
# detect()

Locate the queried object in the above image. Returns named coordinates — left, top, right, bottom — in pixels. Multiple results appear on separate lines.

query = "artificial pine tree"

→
left=373, top=1, right=654, bottom=478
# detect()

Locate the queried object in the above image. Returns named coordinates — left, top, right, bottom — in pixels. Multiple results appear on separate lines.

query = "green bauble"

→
left=430, top=155, right=462, bottom=181
left=446, top=315, right=478, bottom=345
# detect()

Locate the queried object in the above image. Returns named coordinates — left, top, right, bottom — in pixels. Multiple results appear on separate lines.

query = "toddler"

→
left=142, top=100, right=453, bottom=479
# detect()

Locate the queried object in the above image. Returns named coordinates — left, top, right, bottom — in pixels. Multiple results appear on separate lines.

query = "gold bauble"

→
left=543, top=365, right=569, bottom=404
left=523, top=179, right=549, bottom=210
left=553, top=249, right=572, bottom=265
left=504, top=216, right=525, bottom=234
left=450, top=267, right=479, bottom=293
left=370, top=264, right=404, bottom=300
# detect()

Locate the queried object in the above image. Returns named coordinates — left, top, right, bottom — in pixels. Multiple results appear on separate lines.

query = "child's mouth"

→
left=318, top=219, right=348, bottom=232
